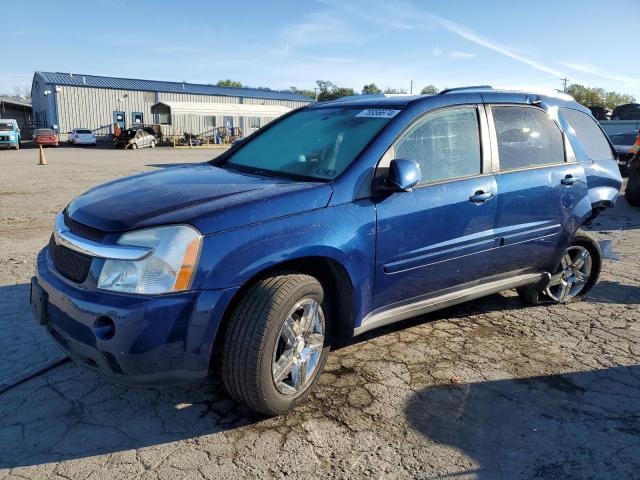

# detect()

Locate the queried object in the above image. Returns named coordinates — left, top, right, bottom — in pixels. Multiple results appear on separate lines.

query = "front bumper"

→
left=32, top=247, right=239, bottom=385
left=0, top=139, right=18, bottom=147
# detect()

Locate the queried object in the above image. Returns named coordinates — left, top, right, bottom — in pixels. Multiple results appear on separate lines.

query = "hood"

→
left=67, top=163, right=333, bottom=235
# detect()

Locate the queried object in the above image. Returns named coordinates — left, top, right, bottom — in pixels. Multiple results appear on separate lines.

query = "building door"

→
left=113, top=111, right=126, bottom=129
left=132, top=112, right=144, bottom=125
left=224, top=116, right=233, bottom=134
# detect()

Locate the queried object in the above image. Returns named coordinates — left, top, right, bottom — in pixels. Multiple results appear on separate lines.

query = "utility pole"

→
left=561, top=77, right=569, bottom=93
left=410, top=79, right=413, bottom=94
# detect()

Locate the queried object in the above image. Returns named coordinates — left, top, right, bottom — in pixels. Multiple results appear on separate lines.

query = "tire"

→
left=13, top=143, right=19, bottom=150
left=221, top=273, right=331, bottom=415
left=517, top=230, right=602, bottom=305
left=131, top=143, right=138, bottom=150
left=150, top=140, right=156, bottom=148
left=625, top=167, right=640, bottom=207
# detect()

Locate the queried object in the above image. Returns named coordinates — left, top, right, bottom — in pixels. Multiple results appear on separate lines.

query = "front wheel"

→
left=150, top=140, right=156, bottom=148
left=221, top=273, right=330, bottom=415
left=517, top=231, right=602, bottom=304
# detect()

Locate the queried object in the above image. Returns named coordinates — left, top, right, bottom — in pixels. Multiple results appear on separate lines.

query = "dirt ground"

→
left=0, top=145, right=639, bottom=479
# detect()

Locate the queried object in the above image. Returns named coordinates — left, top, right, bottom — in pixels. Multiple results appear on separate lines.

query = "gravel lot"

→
left=0, top=145, right=638, bottom=479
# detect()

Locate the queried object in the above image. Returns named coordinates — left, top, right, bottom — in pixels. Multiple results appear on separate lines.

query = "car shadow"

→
left=334, top=291, right=528, bottom=349
left=0, top=361, right=267, bottom=468
left=405, top=365, right=640, bottom=479
left=587, top=280, right=640, bottom=305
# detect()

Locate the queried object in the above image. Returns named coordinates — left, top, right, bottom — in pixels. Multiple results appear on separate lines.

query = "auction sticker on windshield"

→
left=355, top=109, right=401, bottom=118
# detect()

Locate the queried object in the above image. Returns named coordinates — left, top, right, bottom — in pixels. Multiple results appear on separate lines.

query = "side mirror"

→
left=386, top=159, right=421, bottom=192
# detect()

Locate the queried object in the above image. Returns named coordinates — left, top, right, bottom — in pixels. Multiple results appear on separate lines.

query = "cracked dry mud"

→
left=1, top=147, right=638, bottom=479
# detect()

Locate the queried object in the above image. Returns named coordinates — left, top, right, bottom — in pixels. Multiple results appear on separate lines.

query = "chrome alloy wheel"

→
left=271, top=298, right=325, bottom=395
left=545, top=245, right=592, bottom=302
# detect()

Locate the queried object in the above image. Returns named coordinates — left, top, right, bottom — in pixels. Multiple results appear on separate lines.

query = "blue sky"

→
left=3, top=0, right=639, bottom=98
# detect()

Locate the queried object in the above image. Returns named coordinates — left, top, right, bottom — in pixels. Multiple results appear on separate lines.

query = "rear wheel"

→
left=517, top=231, right=601, bottom=304
left=625, top=166, right=640, bottom=207
left=150, top=139, right=156, bottom=148
left=221, top=273, right=330, bottom=415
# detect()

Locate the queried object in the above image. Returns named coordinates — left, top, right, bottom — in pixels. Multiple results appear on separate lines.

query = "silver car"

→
left=114, top=128, right=157, bottom=149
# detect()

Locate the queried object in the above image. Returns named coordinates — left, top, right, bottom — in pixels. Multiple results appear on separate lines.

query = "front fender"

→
left=195, top=200, right=377, bottom=326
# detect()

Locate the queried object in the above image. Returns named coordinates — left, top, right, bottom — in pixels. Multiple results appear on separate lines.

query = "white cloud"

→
left=432, top=46, right=442, bottom=57
left=427, top=13, right=565, bottom=77
left=318, top=0, right=565, bottom=78
left=557, top=61, right=640, bottom=87
left=450, top=51, right=475, bottom=59
left=276, top=10, right=364, bottom=55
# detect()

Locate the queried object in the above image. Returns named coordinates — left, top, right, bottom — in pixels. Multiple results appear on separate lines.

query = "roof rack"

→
left=439, top=85, right=494, bottom=95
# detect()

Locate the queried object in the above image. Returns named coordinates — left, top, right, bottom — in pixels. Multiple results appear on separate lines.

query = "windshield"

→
left=0, top=122, right=13, bottom=131
left=77, top=129, right=92, bottom=134
left=35, top=129, right=54, bottom=136
left=610, top=132, right=637, bottom=145
left=222, top=107, right=399, bottom=180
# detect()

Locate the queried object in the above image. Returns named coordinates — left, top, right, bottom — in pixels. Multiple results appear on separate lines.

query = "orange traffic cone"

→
left=38, top=145, right=47, bottom=165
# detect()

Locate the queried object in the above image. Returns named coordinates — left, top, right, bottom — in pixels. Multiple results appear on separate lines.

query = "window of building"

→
left=394, top=107, right=481, bottom=184
left=157, top=114, right=171, bottom=125
left=206, top=116, right=216, bottom=128
left=492, top=106, right=565, bottom=171
left=250, top=117, right=261, bottom=129
left=560, top=107, right=614, bottom=161
left=132, top=112, right=144, bottom=124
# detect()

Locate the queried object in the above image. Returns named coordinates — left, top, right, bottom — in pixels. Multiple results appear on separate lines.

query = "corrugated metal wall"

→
left=52, top=86, right=309, bottom=136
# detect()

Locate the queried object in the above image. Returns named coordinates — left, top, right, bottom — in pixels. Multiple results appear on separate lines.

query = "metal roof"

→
left=151, top=101, right=292, bottom=116
left=34, top=71, right=312, bottom=102
left=0, top=96, right=32, bottom=108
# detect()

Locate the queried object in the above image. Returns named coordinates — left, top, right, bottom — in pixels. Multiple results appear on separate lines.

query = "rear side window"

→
left=560, top=108, right=614, bottom=161
left=492, top=106, right=564, bottom=170
left=395, top=107, right=481, bottom=184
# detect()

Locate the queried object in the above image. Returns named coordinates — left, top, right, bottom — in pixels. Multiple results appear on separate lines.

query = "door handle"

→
left=561, top=174, right=578, bottom=186
left=469, top=191, right=494, bottom=204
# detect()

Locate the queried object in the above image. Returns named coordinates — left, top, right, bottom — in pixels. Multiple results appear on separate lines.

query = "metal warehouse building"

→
left=30, top=71, right=312, bottom=137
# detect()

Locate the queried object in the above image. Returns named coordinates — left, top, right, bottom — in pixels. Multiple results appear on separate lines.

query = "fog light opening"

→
left=94, top=316, right=116, bottom=340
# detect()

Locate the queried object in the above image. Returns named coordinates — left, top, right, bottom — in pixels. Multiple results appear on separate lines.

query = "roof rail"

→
left=439, top=85, right=494, bottom=95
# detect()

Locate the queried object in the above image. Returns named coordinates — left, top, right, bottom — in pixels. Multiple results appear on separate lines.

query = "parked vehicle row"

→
left=31, top=87, right=623, bottom=415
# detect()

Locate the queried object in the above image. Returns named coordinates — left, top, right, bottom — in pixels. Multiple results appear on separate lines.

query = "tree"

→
left=362, top=83, right=382, bottom=95
left=216, top=79, right=243, bottom=88
left=315, top=80, right=355, bottom=101
left=384, top=87, right=407, bottom=94
left=289, top=86, right=316, bottom=99
left=420, top=85, right=438, bottom=95
left=567, top=83, right=635, bottom=109
left=604, top=91, right=635, bottom=110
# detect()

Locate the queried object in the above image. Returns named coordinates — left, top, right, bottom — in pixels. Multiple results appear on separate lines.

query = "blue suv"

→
left=31, top=87, right=622, bottom=414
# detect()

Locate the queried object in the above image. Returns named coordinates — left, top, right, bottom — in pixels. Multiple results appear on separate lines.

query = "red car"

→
left=33, top=128, right=59, bottom=147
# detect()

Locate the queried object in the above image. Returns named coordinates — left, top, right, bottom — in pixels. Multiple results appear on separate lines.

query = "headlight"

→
left=98, top=225, right=202, bottom=294
left=8, top=135, right=15, bottom=140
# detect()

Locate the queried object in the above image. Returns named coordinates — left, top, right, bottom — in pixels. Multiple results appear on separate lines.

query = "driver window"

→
left=394, top=107, right=481, bottom=184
